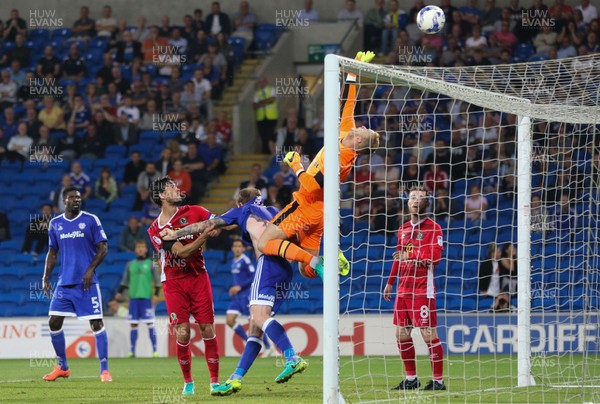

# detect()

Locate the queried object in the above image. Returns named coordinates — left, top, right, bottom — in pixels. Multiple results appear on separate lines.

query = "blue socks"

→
left=50, top=329, right=68, bottom=370
left=130, top=328, right=138, bottom=355
left=262, top=318, right=296, bottom=361
left=149, top=325, right=157, bottom=353
left=233, top=323, right=248, bottom=341
left=230, top=337, right=262, bottom=381
left=94, top=327, right=109, bottom=373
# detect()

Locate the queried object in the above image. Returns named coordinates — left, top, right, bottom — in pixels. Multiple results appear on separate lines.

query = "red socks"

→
left=428, top=338, right=444, bottom=381
left=176, top=340, right=192, bottom=383
left=203, top=336, right=220, bottom=384
left=397, top=339, right=417, bottom=377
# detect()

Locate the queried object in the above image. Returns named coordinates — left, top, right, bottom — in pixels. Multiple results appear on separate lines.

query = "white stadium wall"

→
left=1, top=315, right=597, bottom=359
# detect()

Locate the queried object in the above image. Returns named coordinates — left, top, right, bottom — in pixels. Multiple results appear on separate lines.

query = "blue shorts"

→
left=128, top=298, right=155, bottom=323
left=250, top=255, right=293, bottom=314
left=49, top=283, right=103, bottom=320
left=227, top=289, right=250, bottom=317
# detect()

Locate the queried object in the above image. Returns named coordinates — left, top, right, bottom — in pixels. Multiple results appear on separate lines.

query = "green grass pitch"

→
left=0, top=355, right=598, bottom=403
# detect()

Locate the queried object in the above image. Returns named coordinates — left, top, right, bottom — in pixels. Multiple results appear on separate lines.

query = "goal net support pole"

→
left=517, top=115, right=535, bottom=387
left=323, top=53, right=342, bottom=404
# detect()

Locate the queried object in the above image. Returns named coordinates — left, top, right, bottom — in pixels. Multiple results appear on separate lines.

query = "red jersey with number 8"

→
left=386, top=217, right=443, bottom=298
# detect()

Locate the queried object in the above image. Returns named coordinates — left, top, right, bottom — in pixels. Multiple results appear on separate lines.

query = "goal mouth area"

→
left=336, top=55, right=600, bottom=124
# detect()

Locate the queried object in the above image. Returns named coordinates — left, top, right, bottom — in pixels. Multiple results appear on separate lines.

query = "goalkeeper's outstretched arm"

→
left=340, top=51, right=375, bottom=139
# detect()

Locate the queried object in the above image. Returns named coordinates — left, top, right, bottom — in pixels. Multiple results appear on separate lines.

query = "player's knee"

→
left=48, top=316, right=63, bottom=331
left=198, top=323, right=215, bottom=339
left=247, top=321, right=263, bottom=337
left=90, top=319, right=104, bottom=332
left=175, top=327, right=190, bottom=342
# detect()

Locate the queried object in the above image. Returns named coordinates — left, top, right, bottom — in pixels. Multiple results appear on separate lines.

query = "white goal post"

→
left=322, top=53, right=600, bottom=403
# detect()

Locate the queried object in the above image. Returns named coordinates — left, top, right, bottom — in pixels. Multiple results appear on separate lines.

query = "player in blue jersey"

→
left=42, top=186, right=111, bottom=382
left=161, top=188, right=307, bottom=396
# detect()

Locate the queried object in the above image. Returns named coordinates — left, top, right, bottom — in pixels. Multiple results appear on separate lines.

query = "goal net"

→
left=323, top=54, right=600, bottom=403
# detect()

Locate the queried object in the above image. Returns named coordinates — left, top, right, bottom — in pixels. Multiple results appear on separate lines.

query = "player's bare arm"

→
left=42, top=248, right=58, bottom=298
left=83, top=241, right=108, bottom=290
left=170, top=231, right=210, bottom=258
left=161, top=217, right=228, bottom=240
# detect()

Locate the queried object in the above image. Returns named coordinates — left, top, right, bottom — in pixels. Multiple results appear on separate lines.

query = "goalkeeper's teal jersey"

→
left=123, top=258, right=157, bottom=299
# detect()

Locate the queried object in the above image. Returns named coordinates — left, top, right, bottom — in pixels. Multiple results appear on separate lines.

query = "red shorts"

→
left=393, top=295, right=437, bottom=327
left=163, top=271, right=214, bottom=325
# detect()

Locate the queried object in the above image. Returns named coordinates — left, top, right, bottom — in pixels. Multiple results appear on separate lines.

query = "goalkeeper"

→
left=257, top=51, right=381, bottom=279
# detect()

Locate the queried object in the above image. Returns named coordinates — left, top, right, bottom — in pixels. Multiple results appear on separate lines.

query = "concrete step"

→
left=203, top=196, right=233, bottom=204
left=201, top=203, right=230, bottom=214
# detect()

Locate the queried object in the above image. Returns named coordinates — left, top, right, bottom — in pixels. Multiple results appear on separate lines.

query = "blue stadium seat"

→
left=0, top=292, right=25, bottom=305
left=254, top=30, right=275, bottom=51
left=228, top=37, right=246, bottom=65
left=52, top=28, right=73, bottom=40
left=155, top=301, right=168, bottom=316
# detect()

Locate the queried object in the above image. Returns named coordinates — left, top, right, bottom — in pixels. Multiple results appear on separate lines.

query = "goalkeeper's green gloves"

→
left=355, top=50, right=375, bottom=63
left=284, top=151, right=304, bottom=176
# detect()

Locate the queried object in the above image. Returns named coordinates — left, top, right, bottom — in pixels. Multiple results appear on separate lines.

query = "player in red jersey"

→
left=383, top=185, right=446, bottom=391
left=147, top=176, right=220, bottom=396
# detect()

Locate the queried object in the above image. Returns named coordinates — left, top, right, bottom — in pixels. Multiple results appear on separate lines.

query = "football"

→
left=417, top=5, right=446, bottom=34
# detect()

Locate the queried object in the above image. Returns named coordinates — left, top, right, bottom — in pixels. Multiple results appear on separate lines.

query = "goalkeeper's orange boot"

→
left=43, top=365, right=70, bottom=381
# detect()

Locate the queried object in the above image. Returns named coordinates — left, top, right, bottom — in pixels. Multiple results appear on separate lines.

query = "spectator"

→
left=441, top=0, right=459, bottom=27
left=96, top=52, right=116, bottom=85
left=338, top=0, right=364, bottom=27
left=32, top=124, right=57, bottom=155
left=70, top=160, right=93, bottom=200
left=1, top=107, right=19, bottom=138
left=294, top=128, right=317, bottom=160
left=493, top=243, right=517, bottom=311
left=106, top=299, right=128, bottom=317
left=141, top=26, right=165, bottom=63
left=552, top=193, right=576, bottom=233
left=0, top=209, right=10, bottom=242
left=169, top=27, right=188, bottom=55
left=181, top=14, right=196, bottom=40
left=214, top=111, right=232, bottom=144
left=253, top=76, right=279, bottom=154
left=479, top=243, right=502, bottom=298
left=131, top=16, right=151, bottom=43
left=299, top=0, right=320, bottom=22
left=140, top=197, right=161, bottom=226
left=72, top=6, right=96, bottom=40
left=21, top=204, right=52, bottom=257
left=3, top=9, right=27, bottom=42
left=275, top=115, right=300, bottom=154
left=182, top=142, right=208, bottom=202
left=381, top=0, right=407, bottom=55
left=117, top=95, right=141, bottom=125
left=533, top=25, right=558, bottom=56
left=6, top=123, right=33, bottom=163
left=550, top=0, right=574, bottom=20
left=139, top=100, right=159, bottom=131
left=465, top=25, right=488, bottom=57
left=96, top=5, right=118, bottom=37
left=119, top=216, right=147, bottom=252
left=155, top=148, right=173, bottom=176
left=198, top=132, right=225, bottom=175
left=193, top=8, right=206, bottom=32
left=116, top=30, right=143, bottom=64
left=78, top=124, right=104, bottom=160
left=59, top=123, right=78, bottom=162
left=423, top=164, right=450, bottom=193
left=0, top=34, right=29, bottom=68
left=37, top=45, right=62, bottom=78
left=188, top=29, right=210, bottom=63
left=576, top=0, right=598, bottom=24
left=465, top=184, right=488, bottom=222
left=123, top=152, right=147, bottom=187
left=275, top=161, right=297, bottom=190
left=62, top=43, right=87, bottom=81
left=7, top=62, right=24, bottom=94
left=0, top=69, right=17, bottom=109
left=135, top=162, right=161, bottom=210
left=232, top=0, right=257, bottom=49
left=180, top=80, right=203, bottom=110
left=110, top=66, right=131, bottom=97
left=480, top=0, right=502, bottom=32
left=433, top=187, right=451, bottom=222
left=492, top=20, right=518, bottom=50
left=50, top=174, right=73, bottom=213
left=38, top=97, right=66, bottom=130
left=168, top=159, right=192, bottom=202
left=481, top=159, right=500, bottom=194
left=460, top=0, right=482, bottom=24
left=68, top=95, right=91, bottom=129
left=493, top=7, right=516, bottom=32
left=205, top=1, right=232, bottom=37
left=271, top=172, right=293, bottom=206
left=237, top=164, right=268, bottom=198
left=95, top=167, right=119, bottom=209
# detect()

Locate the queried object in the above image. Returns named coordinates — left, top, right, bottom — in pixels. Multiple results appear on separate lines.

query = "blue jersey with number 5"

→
left=48, top=211, right=107, bottom=286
